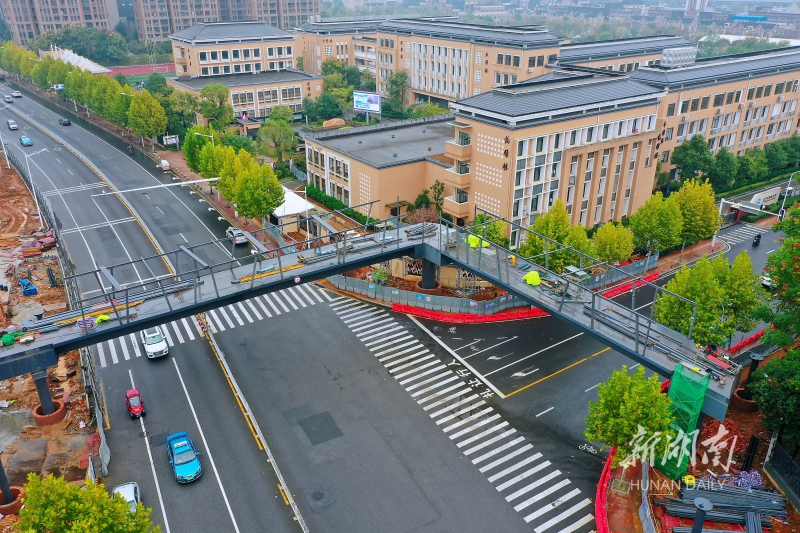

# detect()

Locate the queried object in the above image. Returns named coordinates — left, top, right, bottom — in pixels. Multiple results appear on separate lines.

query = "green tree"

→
left=302, top=96, right=319, bottom=121
left=584, top=366, right=675, bottom=468
left=409, top=102, right=449, bottom=118
left=107, top=84, right=135, bottom=127
left=707, top=147, right=738, bottom=192
left=673, top=179, right=721, bottom=247
left=562, top=224, right=596, bottom=266
left=385, top=69, right=409, bottom=114
left=316, top=92, right=342, bottom=119
left=127, top=88, right=168, bottom=150
left=360, top=70, right=376, bottom=92
left=754, top=205, right=800, bottom=347
left=168, top=90, right=199, bottom=130
left=198, top=83, right=234, bottom=126
left=296, top=56, right=304, bottom=71
left=766, top=142, right=789, bottom=173
left=722, top=250, right=764, bottom=334
left=145, top=73, right=168, bottom=95
left=220, top=129, right=256, bottom=155
left=233, top=163, right=286, bottom=224
left=17, top=473, right=160, bottom=532
left=592, top=222, right=634, bottom=264
left=199, top=144, right=237, bottom=198
left=267, top=104, right=294, bottom=123
left=182, top=124, right=214, bottom=172
left=750, top=350, right=800, bottom=445
left=653, top=256, right=732, bottom=345
left=472, top=214, right=509, bottom=249
left=219, top=148, right=257, bottom=201
left=670, top=134, right=713, bottom=180
left=517, top=198, right=571, bottom=263
left=629, top=191, right=683, bottom=255
left=257, top=119, right=297, bottom=162
left=27, top=26, right=128, bottom=65
left=113, top=72, right=128, bottom=86
left=430, top=179, right=445, bottom=214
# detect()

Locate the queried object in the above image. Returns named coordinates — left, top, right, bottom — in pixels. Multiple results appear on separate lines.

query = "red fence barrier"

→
left=728, top=329, right=767, bottom=354
left=392, top=304, right=549, bottom=323
left=600, top=273, right=660, bottom=299
left=596, top=445, right=616, bottom=533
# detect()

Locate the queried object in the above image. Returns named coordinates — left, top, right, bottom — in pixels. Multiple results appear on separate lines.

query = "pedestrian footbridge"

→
left=0, top=215, right=741, bottom=420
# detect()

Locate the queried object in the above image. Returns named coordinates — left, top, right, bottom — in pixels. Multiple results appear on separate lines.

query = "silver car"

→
left=112, top=482, right=141, bottom=512
left=226, top=227, right=247, bottom=245
left=139, top=326, right=169, bottom=358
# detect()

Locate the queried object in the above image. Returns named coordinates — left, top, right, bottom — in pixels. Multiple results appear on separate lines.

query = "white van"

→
left=7, top=119, right=17, bottom=130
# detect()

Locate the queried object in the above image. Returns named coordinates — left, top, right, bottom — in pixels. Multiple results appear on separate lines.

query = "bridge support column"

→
left=421, top=259, right=437, bottom=289
left=32, top=370, right=55, bottom=415
left=0, top=460, right=13, bottom=506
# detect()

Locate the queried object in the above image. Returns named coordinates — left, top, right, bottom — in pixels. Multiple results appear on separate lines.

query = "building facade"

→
left=134, top=0, right=318, bottom=43
left=629, top=46, right=800, bottom=176
left=170, top=22, right=297, bottom=77
left=0, top=0, right=119, bottom=45
left=557, top=35, right=691, bottom=71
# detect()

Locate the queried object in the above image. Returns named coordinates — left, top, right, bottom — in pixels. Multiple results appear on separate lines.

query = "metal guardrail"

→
left=766, top=443, right=800, bottom=505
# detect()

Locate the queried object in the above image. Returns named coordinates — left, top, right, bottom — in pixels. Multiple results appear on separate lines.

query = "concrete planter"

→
left=415, top=280, right=443, bottom=296
left=729, top=388, right=758, bottom=413
left=0, top=487, right=24, bottom=515
left=32, top=400, right=66, bottom=426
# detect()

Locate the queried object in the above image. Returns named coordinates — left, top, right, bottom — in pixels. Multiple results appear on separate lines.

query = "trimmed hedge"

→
left=305, top=185, right=378, bottom=226
left=715, top=170, right=799, bottom=200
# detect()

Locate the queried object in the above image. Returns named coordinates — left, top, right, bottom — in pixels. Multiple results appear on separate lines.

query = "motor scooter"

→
left=753, top=234, right=761, bottom=246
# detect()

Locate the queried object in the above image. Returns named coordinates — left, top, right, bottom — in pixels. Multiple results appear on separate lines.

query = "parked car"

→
left=3, top=95, right=12, bottom=103
left=139, top=326, right=168, bottom=358
left=58, top=117, right=71, bottom=126
left=111, top=482, right=141, bottom=513
left=19, top=135, right=32, bottom=146
left=760, top=275, right=773, bottom=289
left=11, top=90, right=21, bottom=98
left=125, top=389, right=145, bottom=418
left=226, top=227, right=247, bottom=245
left=166, top=432, right=202, bottom=483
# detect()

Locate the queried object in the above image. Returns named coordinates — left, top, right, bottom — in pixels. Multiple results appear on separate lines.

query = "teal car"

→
left=19, top=135, right=32, bottom=146
left=166, top=432, right=201, bottom=483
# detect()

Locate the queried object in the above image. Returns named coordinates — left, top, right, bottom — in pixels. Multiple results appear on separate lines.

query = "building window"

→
left=713, top=93, right=724, bottom=107
left=528, top=56, right=535, bottom=68
left=661, top=150, right=670, bottom=163
left=497, top=53, right=503, bottom=64
left=512, top=55, right=520, bottom=67
left=680, top=100, right=690, bottom=113
left=537, top=55, right=544, bottom=67
left=747, top=87, right=755, bottom=100
left=700, top=96, right=709, bottom=110
left=665, top=127, right=673, bottom=140
left=667, top=103, right=676, bottom=117
left=690, top=98, right=699, bottom=112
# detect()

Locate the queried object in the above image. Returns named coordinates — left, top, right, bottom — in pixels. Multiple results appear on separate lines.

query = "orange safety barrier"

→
left=392, top=304, right=550, bottom=323
left=600, top=272, right=659, bottom=299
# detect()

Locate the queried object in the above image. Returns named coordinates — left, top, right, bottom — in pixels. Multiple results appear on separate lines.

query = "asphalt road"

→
left=1, top=84, right=298, bottom=532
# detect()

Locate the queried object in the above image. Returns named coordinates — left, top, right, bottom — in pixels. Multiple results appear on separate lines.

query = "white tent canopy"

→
left=46, top=46, right=111, bottom=74
left=273, top=186, right=313, bottom=219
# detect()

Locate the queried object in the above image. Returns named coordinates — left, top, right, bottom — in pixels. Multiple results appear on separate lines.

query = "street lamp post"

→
left=22, top=148, right=49, bottom=230
left=778, top=170, right=800, bottom=220
left=0, top=104, right=12, bottom=169
left=194, top=132, right=215, bottom=146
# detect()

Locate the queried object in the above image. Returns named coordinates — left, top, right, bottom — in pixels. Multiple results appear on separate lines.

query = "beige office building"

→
left=305, top=70, right=665, bottom=244
left=170, top=22, right=298, bottom=78
left=628, top=47, right=800, bottom=176
left=0, top=0, right=119, bottom=45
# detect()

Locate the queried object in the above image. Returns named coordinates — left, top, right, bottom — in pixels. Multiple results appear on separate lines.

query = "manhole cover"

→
left=610, top=479, right=631, bottom=494
left=312, top=492, right=324, bottom=501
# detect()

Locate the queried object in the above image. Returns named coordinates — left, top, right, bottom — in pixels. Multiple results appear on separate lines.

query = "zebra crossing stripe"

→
left=252, top=297, right=272, bottom=318
left=506, top=470, right=561, bottom=501
left=129, top=334, right=142, bottom=357
left=463, top=429, right=518, bottom=456
left=108, top=341, right=119, bottom=364
left=170, top=321, right=185, bottom=344
left=318, top=288, right=336, bottom=301
left=470, top=436, right=525, bottom=463
left=245, top=299, right=262, bottom=320
left=270, top=293, right=291, bottom=313
left=398, top=364, right=447, bottom=384
left=479, top=444, right=534, bottom=473
left=532, top=497, right=591, bottom=531
left=417, top=383, right=469, bottom=405
left=423, top=390, right=476, bottom=412
left=554, top=513, right=595, bottom=533
left=358, top=324, right=402, bottom=340
left=449, top=414, right=502, bottom=440
left=406, top=371, right=456, bottom=392
left=342, top=309, right=383, bottom=323
left=192, top=316, right=204, bottom=336
left=261, top=294, right=282, bottom=315
left=442, top=407, right=494, bottom=432
left=228, top=305, right=245, bottom=326
left=335, top=303, right=369, bottom=317
left=429, top=395, right=484, bottom=418
left=523, top=488, right=581, bottom=524
left=119, top=337, right=131, bottom=360
left=434, top=400, right=487, bottom=424
left=487, top=452, right=543, bottom=483
left=330, top=300, right=360, bottom=310
left=281, top=292, right=299, bottom=310
left=97, top=343, right=107, bottom=367
left=307, top=286, right=325, bottom=303
left=217, top=307, right=236, bottom=328
left=209, top=309, right=226, bottom=331
left=409, top=374, right=461, bottom=397
left=236, top=302, right=253, bottom=323
left=375, top=340, right=419, bottom=357
left=366, top=332, right=412, bottom=348
left=285, top=287, right=306, bottom=308
left=293, top=286, right=316, bottom=306
left=513, top=479, right=571, bottom=512
left=387, top=353, right=435, bottom=371
left=494, top=460, right=551, bottom=491
left=350, top=317, right=395, bottom=333
left=161, top=324, right=175, bottom=346
left=459, top=422, right=514, bottom=453
left=181, top=318, right=195, bottom=341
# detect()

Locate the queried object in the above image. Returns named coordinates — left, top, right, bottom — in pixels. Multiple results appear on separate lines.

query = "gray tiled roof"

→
left=629, top=46, right=800, bottom=89
left=559, top=35, right=691, bottom=62
left=455, top=73, right=660, bottom=116
left=376, top=20, right=563, bottom=48
left=171, top=22, right=290, bottom=42
left=296, top=15, right=455, bottom=34
left=169, top=70, right=320, bottom=91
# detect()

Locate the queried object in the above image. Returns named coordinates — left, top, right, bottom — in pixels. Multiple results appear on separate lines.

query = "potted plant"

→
left=373, top=267, right=389, bottom=285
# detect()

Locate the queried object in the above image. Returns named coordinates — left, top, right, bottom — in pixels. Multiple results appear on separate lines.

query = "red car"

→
left=125, top=389, right=146, bottom=419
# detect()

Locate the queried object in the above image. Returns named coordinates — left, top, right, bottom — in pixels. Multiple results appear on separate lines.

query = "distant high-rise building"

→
left=684, top=0, right=708, bottom=14
left=133, top=0, right=318, bottom=43
left=0, top=0, right=119, bottom=45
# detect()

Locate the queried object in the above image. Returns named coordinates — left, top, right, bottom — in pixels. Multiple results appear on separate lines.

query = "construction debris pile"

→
left=655, top=478, right=788, bottom=530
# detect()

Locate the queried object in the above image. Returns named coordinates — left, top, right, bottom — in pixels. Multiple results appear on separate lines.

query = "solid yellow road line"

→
left=277, top=484, right=290, bottom=505
left=505, top=347, right=611, bottom=398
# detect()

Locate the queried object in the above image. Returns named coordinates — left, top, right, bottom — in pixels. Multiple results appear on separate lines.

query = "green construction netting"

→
left=657, top=364, right=710, bottom=480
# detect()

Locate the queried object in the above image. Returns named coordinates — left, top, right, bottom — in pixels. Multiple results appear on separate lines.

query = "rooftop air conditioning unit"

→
left=717, top=108, right=724, bottom=114
left=749, top=101, right=756, bottom=107
left=778, top=95, right=785, bottom=101
left=528, top=68, right=534, bottom=73
left=683, top=115, right=690, bottom=121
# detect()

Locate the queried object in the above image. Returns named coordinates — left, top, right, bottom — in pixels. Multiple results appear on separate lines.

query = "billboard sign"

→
left=353, top=91, right=381, bottom=113
left=750, top=186, right=781, bottom=206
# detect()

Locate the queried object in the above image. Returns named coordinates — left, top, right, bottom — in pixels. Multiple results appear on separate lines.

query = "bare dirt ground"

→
left=343, top=266, right=508, bottom=300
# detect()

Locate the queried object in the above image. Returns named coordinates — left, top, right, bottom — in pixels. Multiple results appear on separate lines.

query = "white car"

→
left=11, top=90, right=21, bottom=98
left=139, top=326, right=168, bottom=358
left=112, top=482, right=141, bottom=513
left=760, top=275, right=774, bottom=289
left=226, top=227, right=247, bottom=245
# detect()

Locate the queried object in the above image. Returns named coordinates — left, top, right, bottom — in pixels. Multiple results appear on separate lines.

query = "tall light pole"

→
left=0, top=104, right=11, bottom=169
left=778, top=170, right=800, bottom=221
left=22, top=148, right=49, bottom=230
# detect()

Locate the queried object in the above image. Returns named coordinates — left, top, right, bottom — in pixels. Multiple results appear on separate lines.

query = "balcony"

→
left=444, top=166, right=471, bottom=189
left=444, top=196, right=470, bottom=218
left=445, top=140, right=472, bottom=159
